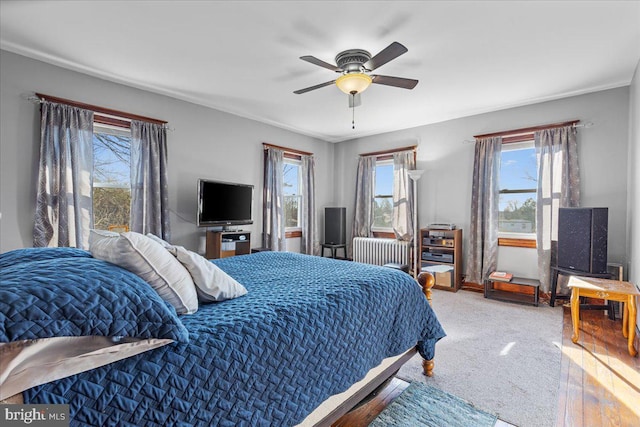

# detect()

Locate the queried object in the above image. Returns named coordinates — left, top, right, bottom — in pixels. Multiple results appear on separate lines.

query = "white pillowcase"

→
left=146, top=234, right=248, bottom=302
left=89, top=230, right=198, bottom=314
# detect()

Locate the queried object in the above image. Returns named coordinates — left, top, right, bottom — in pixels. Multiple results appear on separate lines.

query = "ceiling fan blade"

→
left=371, top=74, right=418, bottom=89
left=348, top=93, right=362, bottom=108
left=293, top=80, right=336, bottom=94
left=364, top=42, right=408, bottom=71
left=300, top=55, right=342, bottom=72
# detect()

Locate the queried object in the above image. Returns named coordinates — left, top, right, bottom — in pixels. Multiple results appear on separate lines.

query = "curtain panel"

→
left=34, top=102, right=94, bottom=249
left=392, top=150, right=416, bottom=241
left=466, top=136, right=502, bottom=284
left=352, top=155, right=376, bottom=240
left=263, top=148, right=286, bottom=251
left=535, top=126, right=580, bottom=292
left=300, top=154, right=318, bottom=255
left=130, top=120, right=171, bottom=240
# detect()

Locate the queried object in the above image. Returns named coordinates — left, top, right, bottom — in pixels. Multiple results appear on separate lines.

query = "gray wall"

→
left=0, top=50, right=335, bottom=252
left=627, top=60, right=639, bottom=329
left=0, top=48, right=634, bottom=287
left=334, top=87, right=631, bottom=279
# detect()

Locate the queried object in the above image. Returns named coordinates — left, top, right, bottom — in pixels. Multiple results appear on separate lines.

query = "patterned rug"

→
left=369, top=382, right=498, bottom=427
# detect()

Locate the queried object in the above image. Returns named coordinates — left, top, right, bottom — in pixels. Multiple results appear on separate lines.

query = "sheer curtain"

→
left=392, top=150, right=416, bottom=241
left=466, top=136, right=502, bottom=284
left=34, top=102, right=94, bottom=249
left=535, top=126, right=580, bottom=292
left=130, top=120, right=170, bottom=240
left=352, top=155, right=376, bottom=239
left=263, top=147, right=286, bottom=250
left=300, top=154, right=318, bottom=255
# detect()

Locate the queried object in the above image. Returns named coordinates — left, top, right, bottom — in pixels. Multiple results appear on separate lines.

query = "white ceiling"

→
left=1, top=1, right=639, bottom=143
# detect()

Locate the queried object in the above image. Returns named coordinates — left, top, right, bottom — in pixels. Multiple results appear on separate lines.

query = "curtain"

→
left=392, top=150, right=416, bottom=241
left=130, top=120, right=170, bottom=240
left=263, top=147, right=286, bottom=250
left=352, top=155, right=376, bottom=239
left=466, top=136, right=502, bottom=284
left=300, top=154, right=318, bottom=255
left=34, top=102, right=94, bottom=249
left=535, top=126, right=580, bottom=292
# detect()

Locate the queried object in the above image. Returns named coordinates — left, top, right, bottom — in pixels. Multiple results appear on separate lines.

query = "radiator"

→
left=352, top=237, right=411, bottom=266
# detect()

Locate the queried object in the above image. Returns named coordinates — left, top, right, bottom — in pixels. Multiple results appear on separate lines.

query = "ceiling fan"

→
left=293, top=41, right=419, bottom=98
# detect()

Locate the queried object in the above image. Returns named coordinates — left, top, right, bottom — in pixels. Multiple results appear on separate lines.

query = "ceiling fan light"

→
left=335, top=73, right=372, bottom=94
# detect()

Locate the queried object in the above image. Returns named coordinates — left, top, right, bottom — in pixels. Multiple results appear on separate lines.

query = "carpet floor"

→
left=397, top=289, right=563, bottom=427
left=369, top=382, right=497, bottom=427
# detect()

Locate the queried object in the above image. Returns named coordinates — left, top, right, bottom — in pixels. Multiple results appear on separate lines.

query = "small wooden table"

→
left=568, top=276, right=639, bottom=357
left=484, top=276, right=540, bottom=307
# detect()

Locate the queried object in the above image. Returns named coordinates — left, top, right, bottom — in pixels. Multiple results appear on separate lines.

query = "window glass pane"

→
left=499, top=193, right=536, bottom=233
left=93, top=129, right=131, bottom=231
left=499, top=143, right=536, bottom=234
left=375, top=163, right=393, bottom=196
left=373, top=196, right=393, bottom=228
left=499, top=146, right=537, bottom=191
left=373, top=162, right=393, bottom=229
left=283, top=162, right=300, bottom=228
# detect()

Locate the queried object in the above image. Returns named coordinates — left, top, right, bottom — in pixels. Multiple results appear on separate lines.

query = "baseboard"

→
left=461, top=281, right=483, bottom=292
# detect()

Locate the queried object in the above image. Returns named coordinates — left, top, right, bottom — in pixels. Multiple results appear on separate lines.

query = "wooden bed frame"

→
left=302, top=271, right=436, bottom=426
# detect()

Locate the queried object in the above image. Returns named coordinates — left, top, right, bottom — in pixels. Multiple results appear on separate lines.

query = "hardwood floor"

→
left=334, top=305, right=639, bottom=427
left=332, top=377, right=409, bottom=427
left=556, top=306, right=640, bottom=427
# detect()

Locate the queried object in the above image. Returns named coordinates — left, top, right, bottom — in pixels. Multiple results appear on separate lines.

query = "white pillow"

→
left=171, top=246, right=248, bottom=302
left=145, top=233, right=247, bottom=302
left=146, top=232, right=172, bottom=249
left=90, top=230, right=198, bottom=314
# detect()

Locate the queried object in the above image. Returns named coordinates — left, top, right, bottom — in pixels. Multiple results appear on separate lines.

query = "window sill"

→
left=372, top=230, right=395, bottom=239
left=498, top=237, right=537, bottom=248
left=285, top=230, right=302, bottom=238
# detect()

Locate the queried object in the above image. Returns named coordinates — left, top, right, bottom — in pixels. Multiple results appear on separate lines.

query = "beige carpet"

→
left=398, top=289, right=563, bottom=427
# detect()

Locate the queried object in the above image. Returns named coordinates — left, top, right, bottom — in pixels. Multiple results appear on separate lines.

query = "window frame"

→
left=92, top=123, right=133, bottom=231
left=498, top=139, right=537, bottom=248
left=371, top=157, right=394, bottom=234
left=283, top=154, right=302, bottom=238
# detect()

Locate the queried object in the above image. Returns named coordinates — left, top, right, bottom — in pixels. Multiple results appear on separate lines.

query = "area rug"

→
left=369, top=382, right=497, bottom=427
left=397, top=289, right=563, bottom=427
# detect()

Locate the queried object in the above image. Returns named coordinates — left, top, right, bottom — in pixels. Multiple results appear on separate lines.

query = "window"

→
left=283, top=158, right=301, bottom=229
left=499, top=141, right=536, bottom=237
left=92, top=124, right=132, bottom=231
left=373, top=160, right=394, bottom=230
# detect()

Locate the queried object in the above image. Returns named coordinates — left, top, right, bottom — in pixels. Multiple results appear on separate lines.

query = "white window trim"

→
left=283, top=158, right=302, bottom=231
left=499, top=231, right=536, bottom=240
left=372, top=158, right=394, bottom=232
left=498, top=140, right=536, bottom=240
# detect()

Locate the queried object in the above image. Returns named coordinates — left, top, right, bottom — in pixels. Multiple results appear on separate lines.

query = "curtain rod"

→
left=262, top=142, right=313, bottom=157
left=33, top=93, right=168, bottom=126
left=473, top=120, right=581, bottom=140
left=360, top=145, right=417, bottom=157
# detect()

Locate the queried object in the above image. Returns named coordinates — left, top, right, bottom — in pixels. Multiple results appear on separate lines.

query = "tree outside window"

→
left=373, top=161, right=393, bottom=229
left=283, top=160, right=301, bottom=229
left=92, top=126, right=132, bottom=230
left=499, top=141, right=537, bottom=235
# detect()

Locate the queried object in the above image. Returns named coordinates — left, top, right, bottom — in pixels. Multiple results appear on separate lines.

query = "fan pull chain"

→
left=351, top=91, right=356, bottom=129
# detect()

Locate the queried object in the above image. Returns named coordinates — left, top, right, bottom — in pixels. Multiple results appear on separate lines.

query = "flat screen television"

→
left=197, top=179, right=254, bottom=227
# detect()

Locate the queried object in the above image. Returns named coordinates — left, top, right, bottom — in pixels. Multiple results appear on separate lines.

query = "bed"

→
left=1, top=246, right=445, bottom=426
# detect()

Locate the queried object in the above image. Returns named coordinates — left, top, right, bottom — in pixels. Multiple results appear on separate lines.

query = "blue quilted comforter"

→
left=0, top=248, right=188, bottom=342
left=5, top=250, right=445, bottom=426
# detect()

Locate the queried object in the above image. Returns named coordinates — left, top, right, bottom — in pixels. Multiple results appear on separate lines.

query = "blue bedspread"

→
left=19, top=251, right=445, bottom=426
left=0, top=249, right=188, bottom=343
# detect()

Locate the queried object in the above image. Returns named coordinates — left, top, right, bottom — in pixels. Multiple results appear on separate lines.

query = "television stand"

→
left=205, top=231, right=251, bottom=259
